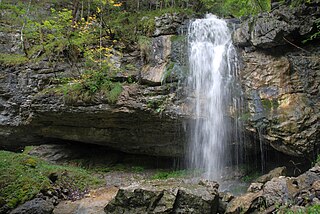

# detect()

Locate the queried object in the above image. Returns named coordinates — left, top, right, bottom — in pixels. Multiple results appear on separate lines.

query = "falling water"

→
left=187, top=15, right=238, bottom=180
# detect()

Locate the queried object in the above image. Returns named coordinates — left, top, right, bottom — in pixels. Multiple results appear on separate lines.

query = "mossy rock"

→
left=0, top=150, right=103, bottom=209
left=0, top=54, right=28, bottom=66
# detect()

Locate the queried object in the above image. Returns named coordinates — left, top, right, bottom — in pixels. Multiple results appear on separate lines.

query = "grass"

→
left=151, top=170, right=189, bottom=180
left=0, top=53, right=28, bottom=66
left=241, top=171, right=261, bottom=183
left=92, top=164, right=145, bottom=174
left=280, top=204, right=320, bottom=214
left=170, top=35, right=186, bottom=43
left=39, top=75, right=123, bottom=106
left=0, top=150, right=104, bottom=209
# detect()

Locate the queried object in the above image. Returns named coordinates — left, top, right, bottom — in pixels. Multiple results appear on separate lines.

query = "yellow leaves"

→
left=84, top=45, right=114, bottom=64
left=97, top=7, right=101, bottom=13
left=113, top=2, right=122, bottom=7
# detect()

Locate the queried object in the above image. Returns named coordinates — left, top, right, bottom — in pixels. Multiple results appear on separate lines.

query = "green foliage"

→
left=0, top=150, right=103, bottom=209
left=198, top=0, right=270, bottom=17
left=306, top=204, right=320, bottom=213
left=239, top=112, right=251, bottom=121
left=56, top=70, right=123, bottom=105
left=152, top=170, right=189, bottom=179
left=170, top=35, right=186, bottom=42
left=261, top=99, right=279, bottom=111
left=147, top=97, right=166, bottom=113
left=316, top=154, right=320, bottom=164
left=106, top=7, right=192, bottom=43
left=161, top=61, right=175, bottom=84
left=86, top=164, right=145, bottom=174
left=0, top=53, right=28, bottom=66
left=241, top=171, right=261, bottom=182
left=304, top=18, right=320, bottom=43
left=280, top=204, right=320, bottom=214
left=0, top=2, right=27, bottom=26
left=25, top=8, right=99, bottom=61
left=138, top=36, right=152, bottom=62
left=312, top=154, right=320, bottom=166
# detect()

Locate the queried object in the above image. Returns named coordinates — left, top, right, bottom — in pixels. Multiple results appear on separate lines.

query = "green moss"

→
left=43, top=70, right=123, bottom=105
left=0, top=150, right=103, bottom=209
left=170, top=35, right=186, bottom=43
left=161, top=62, right=175, bottom=84
left=0, top=53, right=28, bottom=66
left=261, top=99, right=279, bottom=111
left=239, top=112, right=251, bottom=121
left=147, top=97, right=166, bottom=113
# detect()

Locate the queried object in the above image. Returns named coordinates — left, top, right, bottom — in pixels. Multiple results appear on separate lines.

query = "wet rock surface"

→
left=254, top=166, right=286, bottom=183
left=104, top=179, right=219, bottom=214
left=234, top=2, right=320, bottom=158
left=225, top=165, right=320, bottom=213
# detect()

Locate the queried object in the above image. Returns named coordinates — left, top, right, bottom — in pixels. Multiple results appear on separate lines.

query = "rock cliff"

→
left=0, top=13, right=189, bottom=157
left=0, top=3, right=319, bottom=160
left=233, top=3, right=320, bottom=158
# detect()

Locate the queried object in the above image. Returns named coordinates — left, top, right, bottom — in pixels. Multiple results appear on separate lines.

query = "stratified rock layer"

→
left=234, top=2, right=320, bottom=157
left=0, top=29, right=188, bottom=157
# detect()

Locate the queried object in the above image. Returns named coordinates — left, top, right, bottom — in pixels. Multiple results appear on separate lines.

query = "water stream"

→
left=187, top=15, right=239, bottom=180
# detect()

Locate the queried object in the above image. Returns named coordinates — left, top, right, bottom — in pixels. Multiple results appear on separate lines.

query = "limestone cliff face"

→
left=233, top=3, right=320, bottom=157
left=0, top=13, right=189, bottom=157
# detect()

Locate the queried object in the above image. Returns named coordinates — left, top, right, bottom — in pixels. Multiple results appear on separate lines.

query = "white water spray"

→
left=188, top=15, right=237, bottom=180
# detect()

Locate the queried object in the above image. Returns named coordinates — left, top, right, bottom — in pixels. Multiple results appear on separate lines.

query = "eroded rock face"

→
left=0, top=74, right=187, bottom=156
left=104, top=179, right=219, bottom=214
left=233, top=3, right=320, bottom=48
left=154, top=13, right=187, bottom=37
left=235, top=2, right=320, bottom=157
left=0, top=12, right=191, bottom=157
left=239, top=43, right=320, bottom=157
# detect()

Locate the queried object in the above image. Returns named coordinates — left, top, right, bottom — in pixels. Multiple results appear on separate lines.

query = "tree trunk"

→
left=72, top=0, right=80, bottom=27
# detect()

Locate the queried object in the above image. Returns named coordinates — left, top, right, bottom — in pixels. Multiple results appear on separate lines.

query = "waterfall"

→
left=187, top=15, right=238, bottom=180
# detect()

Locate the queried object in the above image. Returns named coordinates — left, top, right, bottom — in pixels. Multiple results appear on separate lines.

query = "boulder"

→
left=225, top=191, right=265, bottom=214
left=255, top=166, right=286, bottom=183
left=218, top=192, right=234, bottom=213
left=247, top=183, right=264, bottom=193
left=263, top=177, right=299, bottom=206
left=225, top=166, right=320, bottom=213
left=10, top=198, right=54, bottom=214
left=104, top=179, right=219, bottom=214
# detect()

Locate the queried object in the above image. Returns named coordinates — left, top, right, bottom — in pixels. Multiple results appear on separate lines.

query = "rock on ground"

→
left=10, top=198, right=54, bottom=214
left=104, top=179, right=219, bottom=214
